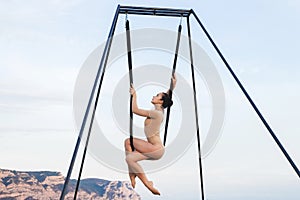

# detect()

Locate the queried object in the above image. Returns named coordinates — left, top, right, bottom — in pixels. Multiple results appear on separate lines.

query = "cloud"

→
left=1, top=50, right=78, bottom=97
left=0, top=100, right=76, bottom=137
left=0, top=53, right=79, bottom=134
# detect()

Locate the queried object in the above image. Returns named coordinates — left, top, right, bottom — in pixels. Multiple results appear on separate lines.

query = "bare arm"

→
left=130, top=84, right=151, bottom=117
left=167, top=74, right=177, bottom=95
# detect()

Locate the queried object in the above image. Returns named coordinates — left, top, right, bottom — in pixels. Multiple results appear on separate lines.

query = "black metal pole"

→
left=119, top=5, right=190, bottom=17
left=187, top=16, right=205, bottom=200
left=59, top=5, right=121, bottom=200
left=191, top=10, right=300, bottom=178
left=120, top=5, right=190, bottom=13
left=72, top=6, right=121, bottom=199
left=163, top=23, right=182, bottom=146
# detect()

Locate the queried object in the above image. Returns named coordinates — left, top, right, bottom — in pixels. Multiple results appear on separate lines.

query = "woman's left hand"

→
left=171, top=73, right=177, bottom=89
left=129, top=83, right=136, bottom=96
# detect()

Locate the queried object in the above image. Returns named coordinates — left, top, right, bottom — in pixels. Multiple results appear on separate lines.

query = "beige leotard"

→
left=144, top=109, right=165, bottom=159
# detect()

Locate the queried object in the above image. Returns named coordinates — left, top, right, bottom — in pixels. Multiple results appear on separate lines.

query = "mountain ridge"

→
left=0, top=168, right=141, bottom=200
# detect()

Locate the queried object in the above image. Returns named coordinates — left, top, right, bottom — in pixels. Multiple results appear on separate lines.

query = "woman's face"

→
left=151, top=93, right=163, bottom=104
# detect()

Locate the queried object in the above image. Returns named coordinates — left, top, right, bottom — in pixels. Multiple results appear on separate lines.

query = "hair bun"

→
left=169, top=99, right=173, bottom=107
left=161, top=93, right=173, bottom=108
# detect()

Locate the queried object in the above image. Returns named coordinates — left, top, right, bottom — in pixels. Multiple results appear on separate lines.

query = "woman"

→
left=124, top=74, right=177, bottom=195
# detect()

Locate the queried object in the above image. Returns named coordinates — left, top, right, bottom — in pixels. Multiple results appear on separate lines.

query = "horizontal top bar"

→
left=119, top=5, right=191, bottom=17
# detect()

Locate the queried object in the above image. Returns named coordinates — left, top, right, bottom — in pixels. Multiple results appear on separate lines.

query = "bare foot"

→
left=129, top=173, right=136, bottom=188
left=145, top=181, right=160, bottom=195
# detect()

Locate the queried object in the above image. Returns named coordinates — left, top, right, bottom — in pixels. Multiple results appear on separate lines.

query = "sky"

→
left=0, top=0, right=299, bottom=200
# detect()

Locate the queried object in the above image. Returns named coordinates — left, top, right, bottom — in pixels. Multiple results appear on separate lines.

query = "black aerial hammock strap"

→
left=163, top=18, right=182, bottom=146
left=125, top=15, right=135, bottom=151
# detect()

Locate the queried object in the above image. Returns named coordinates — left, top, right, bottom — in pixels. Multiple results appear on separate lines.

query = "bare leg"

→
left=124, top=138, right=164, bottom=195
left=126, top=151, right=160, bottom=195
left=130, top=138, right=164, bottom=157
left=124, top=139, right=136, bottom=188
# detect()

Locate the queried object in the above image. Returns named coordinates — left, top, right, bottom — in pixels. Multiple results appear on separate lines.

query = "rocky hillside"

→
left=0, top=168, right=140, bottom=200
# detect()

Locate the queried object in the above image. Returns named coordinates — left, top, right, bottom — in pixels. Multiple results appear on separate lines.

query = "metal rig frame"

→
left=60, top=4, right=300, bottom=200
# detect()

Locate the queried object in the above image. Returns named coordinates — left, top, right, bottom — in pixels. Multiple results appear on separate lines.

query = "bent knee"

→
left=124, top=138, right=130, bottom=147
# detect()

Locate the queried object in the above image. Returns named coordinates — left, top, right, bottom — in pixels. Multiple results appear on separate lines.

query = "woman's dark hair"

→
left=161, top=92, right=173, bottom=108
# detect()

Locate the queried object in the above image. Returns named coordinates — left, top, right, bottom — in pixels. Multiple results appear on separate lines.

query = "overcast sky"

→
left=0, top=0, right=299, bottom=199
